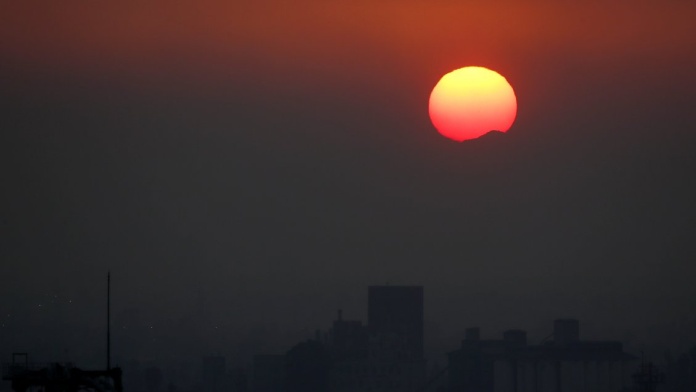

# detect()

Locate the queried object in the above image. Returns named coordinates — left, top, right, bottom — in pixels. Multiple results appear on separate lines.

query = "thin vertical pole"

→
left=107, top=271, right=111, bottom=371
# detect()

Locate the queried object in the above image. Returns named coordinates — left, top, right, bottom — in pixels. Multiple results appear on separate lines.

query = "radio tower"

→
left=107, top=271, right=111, bottom=371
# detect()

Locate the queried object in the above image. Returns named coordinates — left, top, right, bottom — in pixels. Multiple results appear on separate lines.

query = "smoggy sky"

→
left=1, top=1, right=696, bottom=367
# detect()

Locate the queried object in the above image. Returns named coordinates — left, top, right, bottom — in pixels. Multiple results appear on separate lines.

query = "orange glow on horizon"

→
left=429, top=67, right=517, bottom=142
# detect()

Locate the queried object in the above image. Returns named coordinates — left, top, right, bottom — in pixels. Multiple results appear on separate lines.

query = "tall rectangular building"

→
left=368, top=285, right=424, bottom=360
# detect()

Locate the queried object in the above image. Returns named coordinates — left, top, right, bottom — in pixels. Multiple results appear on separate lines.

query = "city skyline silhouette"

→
left=2, top=1, right=695, bottom=391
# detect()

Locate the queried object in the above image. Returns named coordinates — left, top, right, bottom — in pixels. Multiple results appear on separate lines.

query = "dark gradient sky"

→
left=1, top=1, right=696, bottom=368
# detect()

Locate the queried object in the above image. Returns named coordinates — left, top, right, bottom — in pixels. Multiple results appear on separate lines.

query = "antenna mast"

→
left=107, top=271, right=111, bottom=371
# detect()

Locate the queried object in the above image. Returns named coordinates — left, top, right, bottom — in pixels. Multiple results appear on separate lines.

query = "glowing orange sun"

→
left=429, top=66, right=517, bottom=142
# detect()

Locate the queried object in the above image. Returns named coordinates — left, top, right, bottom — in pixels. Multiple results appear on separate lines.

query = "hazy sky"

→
left=1, top=1, right=695, bottom=367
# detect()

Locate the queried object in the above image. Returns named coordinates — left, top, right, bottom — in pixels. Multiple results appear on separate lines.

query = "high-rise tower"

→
left=367, top=285, right=424, bottom=360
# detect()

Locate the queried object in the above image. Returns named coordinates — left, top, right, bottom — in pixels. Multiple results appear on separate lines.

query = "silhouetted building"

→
left=663, top=346, right=696, bottom=392
left=632, top=360, right=665, bottom=392
left=229, top=366, right=249, bottom=392
left=368, top=285, right=424, bottom=361
left=448, top=319, right=637, bottom=392
left=201, top=356, right=225, bottom=392
left=331, top=310, right=369, bottom=362
left=285, top=340, right=329, bottom=392
left=252, top=355, right=285, bottom=392
left=328, top=286, right=426, bottom=392
left=2, top=353, right=123, bottom=392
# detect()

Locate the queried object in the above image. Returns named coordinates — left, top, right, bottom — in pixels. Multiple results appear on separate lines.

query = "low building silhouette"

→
left=448, top=319, right=637, bottom=392
left=252, top=355, right=285, bottom=392
left=2, top=353, right=123, bottom=392
left=201, top=356, right=225, bottom=392
left=662, top=346, right=696, bottom=392
left=285, top=339, right=329, bottom=392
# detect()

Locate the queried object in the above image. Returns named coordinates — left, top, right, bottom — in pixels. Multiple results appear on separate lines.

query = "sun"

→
left=429, top=66, right=517, bottom=142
